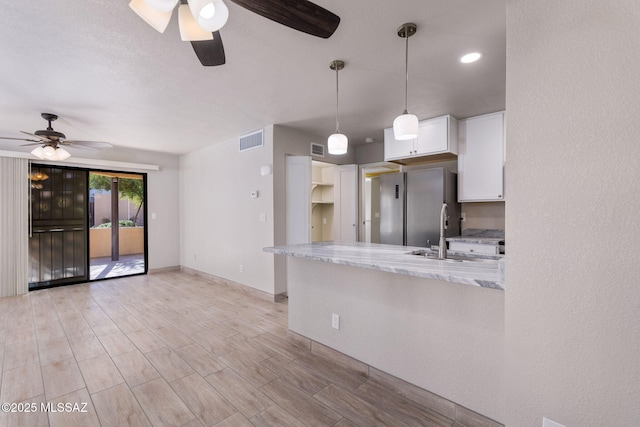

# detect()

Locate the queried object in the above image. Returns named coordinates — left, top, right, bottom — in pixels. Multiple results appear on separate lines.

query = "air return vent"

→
left=310, top=142, right=325, bottom=157
left=239, top=130, right=264, bottom=152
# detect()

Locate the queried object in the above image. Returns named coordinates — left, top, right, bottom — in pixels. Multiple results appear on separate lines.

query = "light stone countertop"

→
left=447, top=229, right=505, bottom=245
left=264, top=242, right=504, bottom=290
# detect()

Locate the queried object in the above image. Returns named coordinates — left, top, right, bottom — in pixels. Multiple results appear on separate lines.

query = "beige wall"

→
left=89, top=227, right=144, bottom=257
left=92, top=193, right=141, bottom=226
left=505, top=1, right=640, bottom=425
left=180, top=128, right=275, bottom=294
left=461, top=202, right=505, bottom=231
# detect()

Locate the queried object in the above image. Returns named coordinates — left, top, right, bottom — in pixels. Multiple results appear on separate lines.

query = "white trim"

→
left=0, top=150, right=160, bottom=171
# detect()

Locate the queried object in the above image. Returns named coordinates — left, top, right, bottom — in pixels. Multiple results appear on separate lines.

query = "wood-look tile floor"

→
left=0, top=271, right=488, bottom=427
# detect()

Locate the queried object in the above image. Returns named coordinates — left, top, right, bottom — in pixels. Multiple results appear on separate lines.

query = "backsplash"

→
left=461, top=202, right=505, bottom=231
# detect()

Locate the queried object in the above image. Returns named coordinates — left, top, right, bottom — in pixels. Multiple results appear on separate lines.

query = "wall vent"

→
left=239, top=129, right=264, bottom=152
left=311, top=142, right=325, bottom=157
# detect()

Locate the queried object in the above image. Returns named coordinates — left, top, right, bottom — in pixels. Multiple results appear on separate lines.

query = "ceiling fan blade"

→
left=191, top=31, right=226, bottom=66
left=20, top=131, right=52, bottom=142
left=62, top=140, right=114, bottom=149
left=62, top=144, right=99, bottom=151
left=0, top=136, right=40, bottom=142
left=19, top=142, right=44, bottom=147
left=229, top=0, right=340, bottom=38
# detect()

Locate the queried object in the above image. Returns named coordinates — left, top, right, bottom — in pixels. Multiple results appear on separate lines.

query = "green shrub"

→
left=95, top=220, right=136, bottom=228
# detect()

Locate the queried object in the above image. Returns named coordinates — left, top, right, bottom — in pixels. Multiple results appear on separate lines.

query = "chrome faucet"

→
left=438, top=203, right=448, bottom=259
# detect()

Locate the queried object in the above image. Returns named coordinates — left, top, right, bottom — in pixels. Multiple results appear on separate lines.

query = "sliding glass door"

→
left=89, top=171, right=146, bottom=280
left=28, top=165, right=147, bottom=290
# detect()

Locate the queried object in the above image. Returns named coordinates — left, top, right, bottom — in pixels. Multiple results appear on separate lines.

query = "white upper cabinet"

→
left=383, top=128, right=415, bottom=160
left=384, top=115, right=458, bottom=163
left=457, top=111, right=505, bottom=202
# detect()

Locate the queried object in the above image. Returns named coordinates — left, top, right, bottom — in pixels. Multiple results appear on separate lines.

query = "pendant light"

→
left=393, top=23, right=419, bottom=140
left=328, top=60, right=348, bottom=155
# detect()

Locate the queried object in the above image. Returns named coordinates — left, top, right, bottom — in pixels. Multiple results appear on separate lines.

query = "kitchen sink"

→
left=408, top=249, right=499, bottom=263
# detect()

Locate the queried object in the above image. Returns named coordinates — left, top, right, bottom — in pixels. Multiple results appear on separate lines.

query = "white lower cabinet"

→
left=448, top=241, right=500, bottom=254
left=458, top=111, right=505, bottom=202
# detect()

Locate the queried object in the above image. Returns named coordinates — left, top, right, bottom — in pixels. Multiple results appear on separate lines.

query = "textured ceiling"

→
left=0, top=0, right=505, bottom=156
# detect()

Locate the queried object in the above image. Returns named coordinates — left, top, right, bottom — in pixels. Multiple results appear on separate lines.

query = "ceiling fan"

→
left=129, top=0, right=340, bottom=66
left=0, top=113, right=113, bottom=161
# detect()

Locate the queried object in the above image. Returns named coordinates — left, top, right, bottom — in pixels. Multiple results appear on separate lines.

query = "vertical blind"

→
left=0, top=156, right=29, bottom=296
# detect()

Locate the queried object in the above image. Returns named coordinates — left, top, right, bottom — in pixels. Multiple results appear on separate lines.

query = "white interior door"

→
left=333, top=164, right=358, bottom=242
left=285, top=156, right=311, bottom=245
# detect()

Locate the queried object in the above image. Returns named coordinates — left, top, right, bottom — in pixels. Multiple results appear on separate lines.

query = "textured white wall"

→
left=288, top=258, right=505, bottom=422
left=505, top=1, right=640, bottom=425
left=180, top=130, right=275, bottom=294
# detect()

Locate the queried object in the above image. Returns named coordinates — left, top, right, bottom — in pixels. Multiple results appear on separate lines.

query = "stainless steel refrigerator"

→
left=379, top=168, right=460, bottom=247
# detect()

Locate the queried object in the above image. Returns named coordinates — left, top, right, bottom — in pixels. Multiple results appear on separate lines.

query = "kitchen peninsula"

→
left=264, top=241, right=505, bottom=423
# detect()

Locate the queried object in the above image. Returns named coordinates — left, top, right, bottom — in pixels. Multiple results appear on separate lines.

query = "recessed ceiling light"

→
left=460, top=52, right=483, bottom=64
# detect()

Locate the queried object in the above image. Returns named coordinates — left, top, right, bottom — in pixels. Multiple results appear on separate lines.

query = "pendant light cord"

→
left=403, top=24, right=409, bottom=115
left=335, top=66, right=340, bottom=133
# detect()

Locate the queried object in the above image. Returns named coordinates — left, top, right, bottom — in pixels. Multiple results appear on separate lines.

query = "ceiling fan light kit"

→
left=129, top=0, right=172, bottom=33
left=393, top=22, right=419, bottom=141
left=130, top=0, right=339, bottom=66
left=189, top=0, right=229, bottom=32
left=144, top=0, right=179, bottom=13
left=328, top=59, right=348, bottom=155
left=31, top=146, right=71, bottom=161
left=179, top=4, right=214, bottom=41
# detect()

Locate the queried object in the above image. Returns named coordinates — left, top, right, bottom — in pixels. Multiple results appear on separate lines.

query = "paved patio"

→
left=90, top=253, right=145, bottom=280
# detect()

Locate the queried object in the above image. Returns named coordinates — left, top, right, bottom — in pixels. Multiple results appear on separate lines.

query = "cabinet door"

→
left=384, top=127, right=415, bottom=160
left=333, top=165, right=358, bottom=242
left=416, top=116, right=448, bottom=154
left=458, top=112, right=505, bottom=202
left=286, top=156, right=311, bottom=244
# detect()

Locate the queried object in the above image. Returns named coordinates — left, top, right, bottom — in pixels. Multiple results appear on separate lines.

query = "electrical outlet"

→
left=193, top=254, right=196, bottom=261
left=323, top=217, right=327, bottom=225
left=460, top=212, right=466, bottom=222
left=331, top=313, right=340, bottom=330
left=239, top=264, right=244, bottom=273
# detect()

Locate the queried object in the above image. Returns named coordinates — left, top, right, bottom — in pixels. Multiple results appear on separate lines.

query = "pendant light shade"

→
left=189, top=0, right=229, bottom=32
left=178, top=4, right=214, bottom=41
left=393, top=23, right=419, bottom=140
left=393, top=113, right=419, bottom=140
left=129, top=0, right=173, bottom=33
left=328, top=133, right=348, bottom=155
left=143, top=0, right=179, bottom=13
left=328, top=60, right=348, bottom=155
